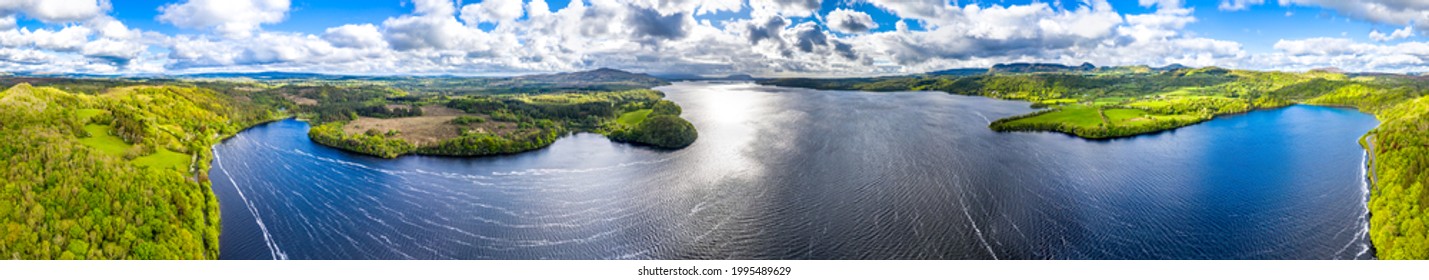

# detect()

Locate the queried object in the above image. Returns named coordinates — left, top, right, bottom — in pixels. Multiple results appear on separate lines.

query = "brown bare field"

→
left=343, top=105, right=518, bottom=146
left=282, top=94, right=318, bottom=106
left=417, top=105, right=463, bottom=116
left=384, top=104, right=412, bottom=111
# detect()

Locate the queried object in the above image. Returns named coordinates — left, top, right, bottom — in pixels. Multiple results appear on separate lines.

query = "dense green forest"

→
left=0, top=83, right=287, bottom=259
left=308, top=122, right=416, bottom=158
left=607, top=100, right=698, bottom=148
left=1363, top=97, right=1429, bottom=259
left=763, top=67, right=1429, bottom=259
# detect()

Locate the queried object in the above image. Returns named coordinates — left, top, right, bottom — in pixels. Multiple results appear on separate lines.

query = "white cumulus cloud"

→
left=323, top=24, right=387, bottom=49
left=1370, top=25, right=1414, bottom=42
left=460, top=0, right=524, bottom=25
left=0, top=0, right=110, bottom=23
left=157, top=0, right=290, bottom=38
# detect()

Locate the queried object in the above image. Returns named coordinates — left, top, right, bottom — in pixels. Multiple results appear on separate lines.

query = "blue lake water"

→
left=209, top=82, right=1379, bottom=259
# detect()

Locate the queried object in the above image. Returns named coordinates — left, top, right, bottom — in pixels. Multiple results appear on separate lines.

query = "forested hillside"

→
left=0, top=84, right=287, bottom=259
left=1363, top=97, right=1429, bottom=259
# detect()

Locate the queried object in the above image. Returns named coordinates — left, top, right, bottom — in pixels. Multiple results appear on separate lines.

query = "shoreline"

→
left=986, top=102, right=1344, bottom=140
left=1360, top=133, right=1380, bottom=258
left=988, top=103, right=1312, bottom=140
left=1363, top=134, right=1378, bottom=187
left=753, top=81, right=1317, bottom=141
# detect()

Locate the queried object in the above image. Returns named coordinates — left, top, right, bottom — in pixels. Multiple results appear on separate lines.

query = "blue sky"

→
left=1, top=0, right=1426, bottom=75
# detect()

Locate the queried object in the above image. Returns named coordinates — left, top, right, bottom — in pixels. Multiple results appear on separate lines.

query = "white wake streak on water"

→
left=270, top=145, right=501, bottom=185
left=214, top=149, right=288, bottom=260
left=958, top=191, right=998, bottom=260
left=1353, top=150, right=1373, bottom=259
left=491, top=158, right=672, bottom=176
left=1336, top=149, right=1374, bottom=259
left=973, top=111, right=992, bottom=125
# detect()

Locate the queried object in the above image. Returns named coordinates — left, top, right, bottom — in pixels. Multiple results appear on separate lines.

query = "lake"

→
left=209, top=82, right=1378, bottom=259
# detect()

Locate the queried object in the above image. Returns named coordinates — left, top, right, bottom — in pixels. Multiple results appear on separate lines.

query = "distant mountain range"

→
left=650, top=72, right=758, bottom=81
left=925, top=68, right=988, bottom=76
left=924, top=63, right=1193, bottom=76
left=511, top=68, right=666, bottom=86
left=393, top=68, right=671, bottom=94
left=173, top=71, right=368, bottom=80
left=1151, top=64, right=1190, bottom=72
left=4, top=68, right=665, bottom=81
left=991, top=62, right=1098, bottom=73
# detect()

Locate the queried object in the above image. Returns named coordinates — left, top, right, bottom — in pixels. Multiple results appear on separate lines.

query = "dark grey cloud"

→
left=85, top=54, right=133, bottom=66
left=747, top=16, right=788, bottom=44
left=627, top=7, right=688, bottom=41
left=792, top=23, right=826, bottom=53
left=832, top=40, right=857, bottom=60
left=833, top=19, right=873, bottom=33
left=578, top=4, right=621, bottom=37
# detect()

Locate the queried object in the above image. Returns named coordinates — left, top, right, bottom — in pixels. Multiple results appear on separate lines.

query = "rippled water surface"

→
left=210, top=82, right=1379, bottom=259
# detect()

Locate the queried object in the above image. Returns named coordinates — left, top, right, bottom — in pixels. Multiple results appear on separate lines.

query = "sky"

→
left=1, top=0, right=1428, bottom=76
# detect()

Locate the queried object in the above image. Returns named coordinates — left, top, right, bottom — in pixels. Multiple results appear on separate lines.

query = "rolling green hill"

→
left=0, top=84, right=286, bottom=259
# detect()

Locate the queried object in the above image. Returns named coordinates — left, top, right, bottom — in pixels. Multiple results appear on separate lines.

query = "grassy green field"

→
left=133, top=149, right=191, bottom=170
left=1103, top=108, right=1149, bottom=123
left=79, top=123, right=192, bottom=170
left=1004, top=106, right=1195, bottom=129
left=1004, top=105, right=1105, bottom=128
left=78, top=124, right=130, bottom=156
left=617, top=109, right=653, bottom=127
left=994, top=104, right=1209, bottom=138
left=1103, top=108, right=1201, bottom=125
left=1091, top=97, right=1131, bottom=106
